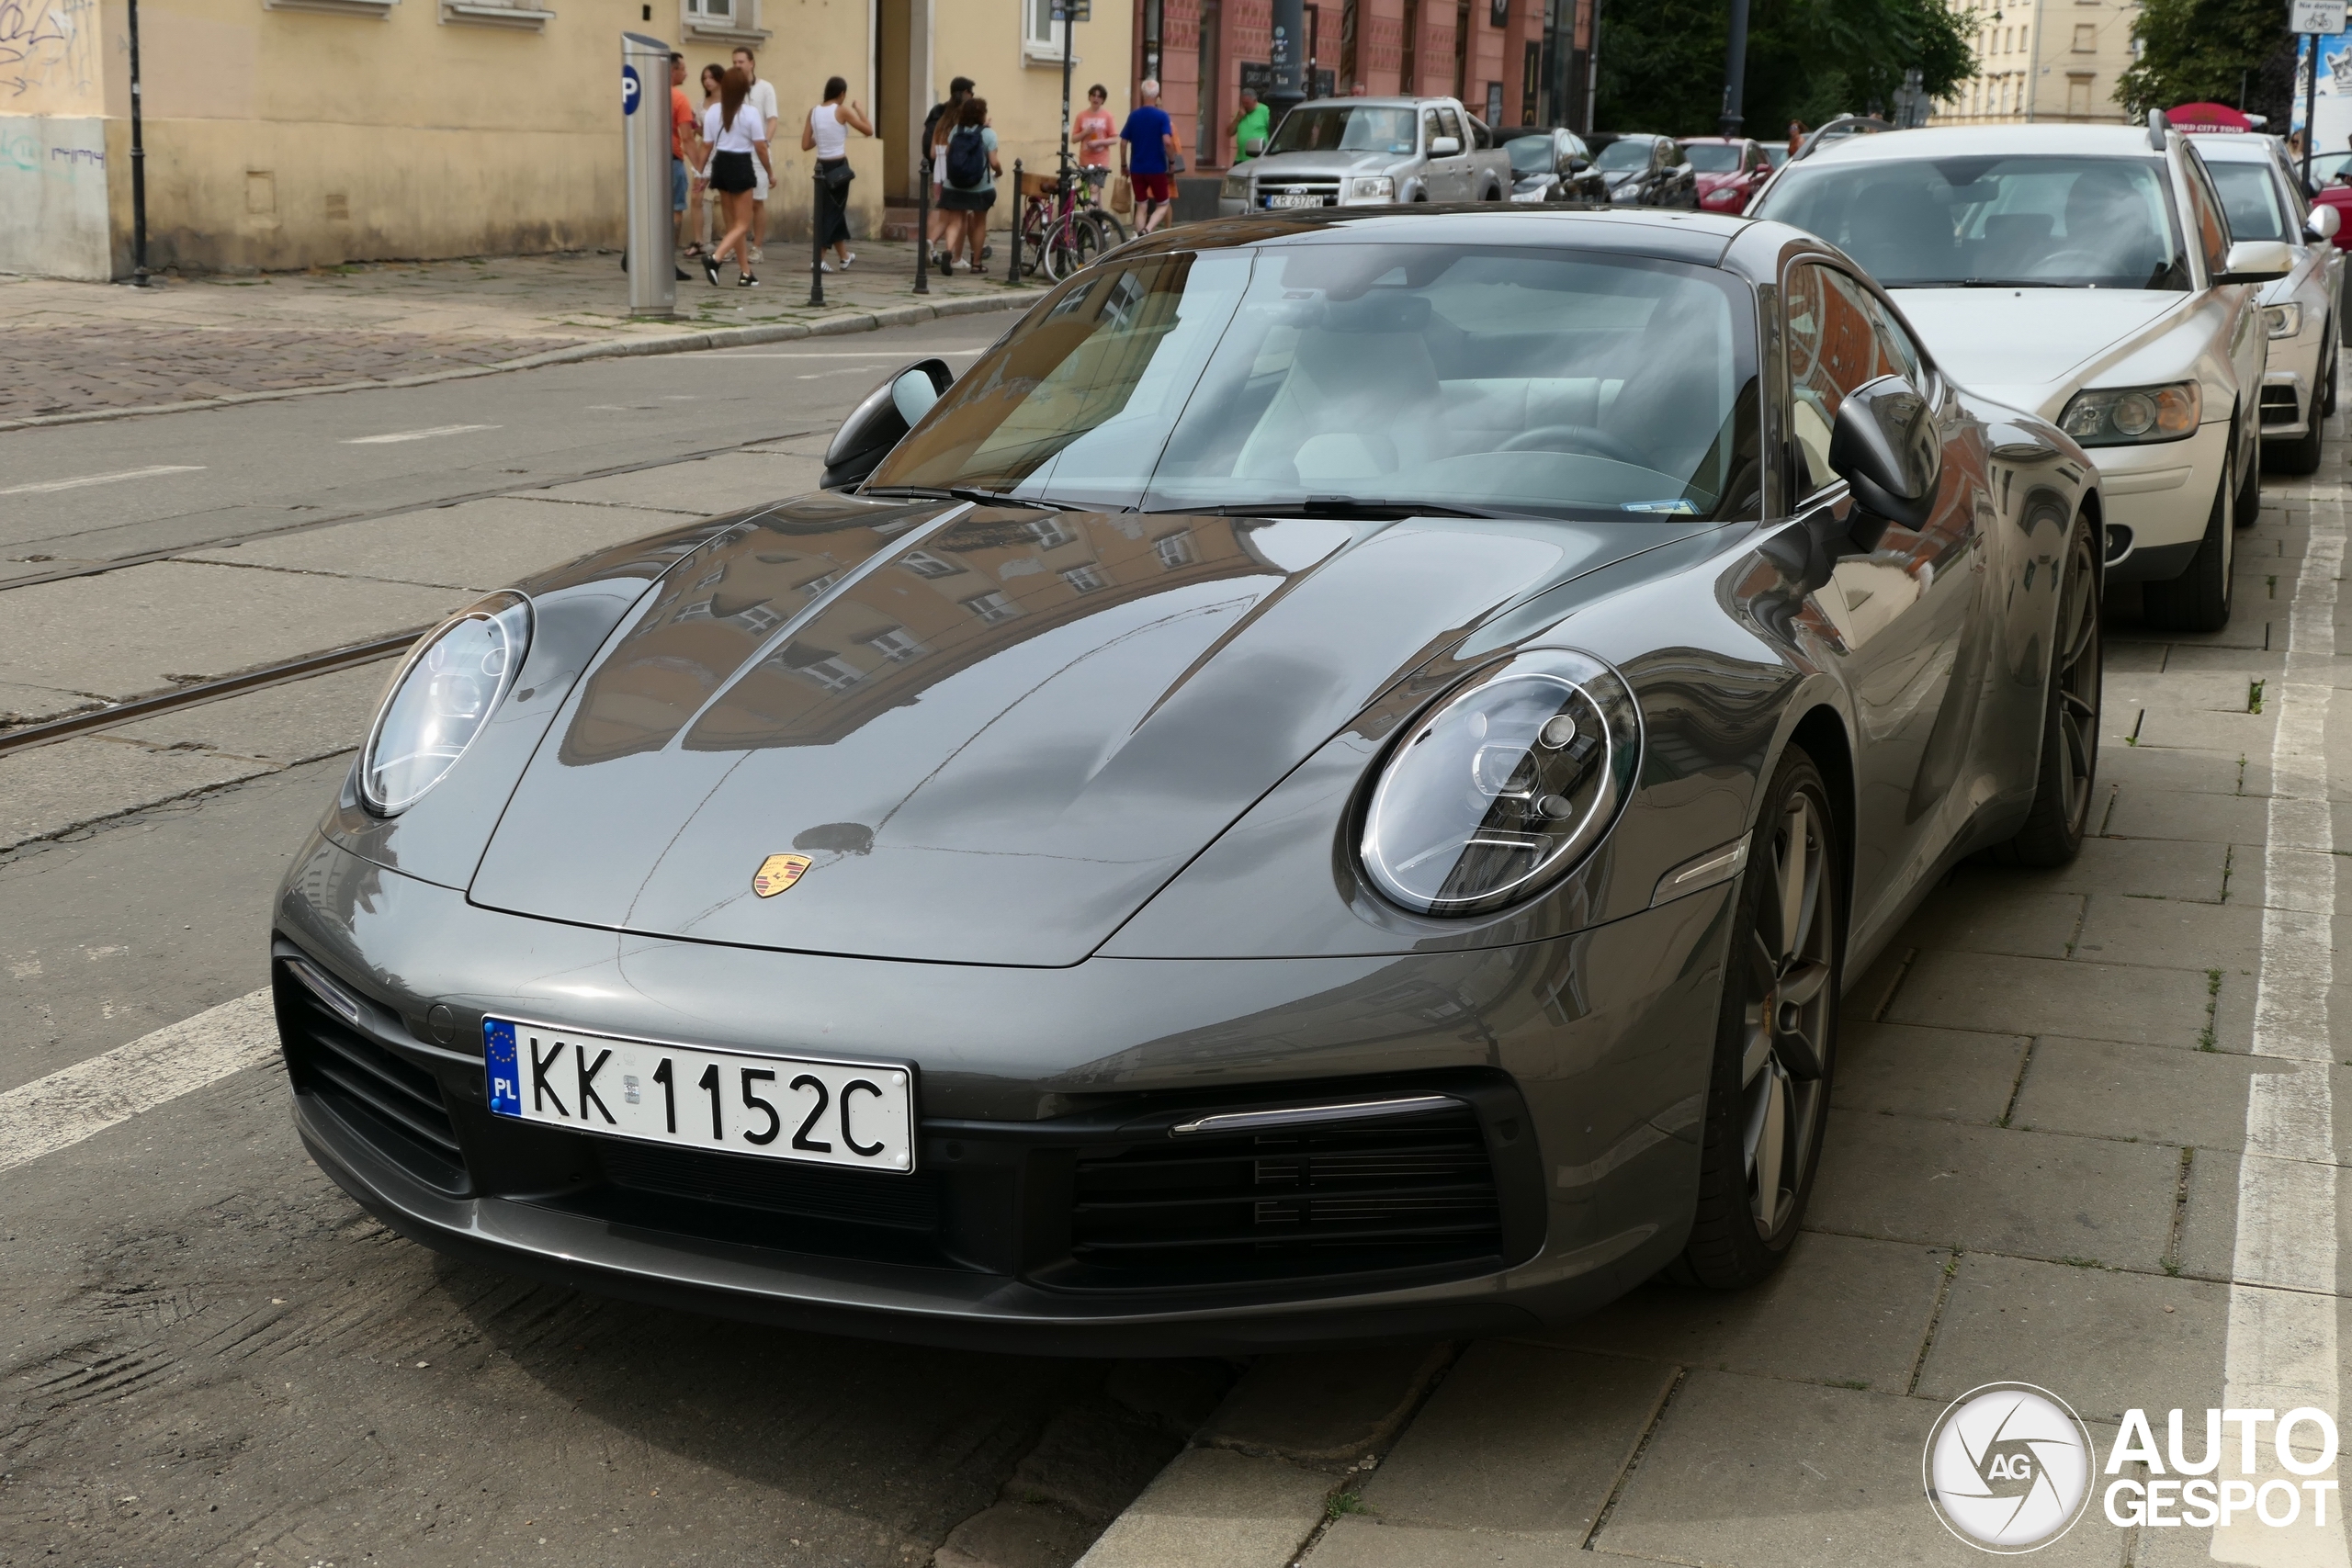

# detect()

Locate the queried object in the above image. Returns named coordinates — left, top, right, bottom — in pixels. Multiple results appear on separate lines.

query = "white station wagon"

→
left=1753, top=116, right=2292, bottom=632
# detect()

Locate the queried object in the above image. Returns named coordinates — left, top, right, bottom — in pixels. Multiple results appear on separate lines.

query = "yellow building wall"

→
left=928, top=1, right=1135, bottom=201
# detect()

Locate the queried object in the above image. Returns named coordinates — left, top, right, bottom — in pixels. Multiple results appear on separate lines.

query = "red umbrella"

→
left=2167, top=101, right=2255, bottom=131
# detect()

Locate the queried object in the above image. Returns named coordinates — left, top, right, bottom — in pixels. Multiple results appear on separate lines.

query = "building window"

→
left=864, top=626, right=926, bottom=661
left=964, top=590, right=1023, bottom=623
left=729, top=604, right=784, bottom=635
left=798, top=570, right=842, bottom=596
left=2066, top=73, right=2093, bottom=116
left=1024, top=517, right=1077, bottom=550
left=1061, top=562, right=1108, bottom=592
left=1401, top=0, right=1420, bottom=93
left=1340, top=0, right=1359, bottom=92
left=681, top=0, right=765, bottom=39
left=1197, top=0, right=1223, bottom=164
left=1153, top=530, right=1197, bottom=569
left=1453, top=0, right=1469, bottom=99
left=1022, top=0, right=1067, bottom=60
left=901, top=550, right=963, bottom=579
left=2072, top=22, right=2095, bottom=50
left=789, top=654, right=865, bottom=693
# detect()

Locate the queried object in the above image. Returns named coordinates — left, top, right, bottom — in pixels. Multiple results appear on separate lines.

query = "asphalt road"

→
left=0, top=321, right=1207, bottom=1568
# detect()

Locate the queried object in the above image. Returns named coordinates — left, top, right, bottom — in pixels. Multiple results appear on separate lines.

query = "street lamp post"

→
left=128, top=0, right=149, bottom=285
left=1268, top=0, right=1307, bottom=123
left=1719, top=0, right=1750, bottom=136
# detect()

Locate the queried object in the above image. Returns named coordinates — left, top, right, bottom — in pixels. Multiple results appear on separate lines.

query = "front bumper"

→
left=2260, top=321, right=2328, bottom=438
left=274, top=833, right=1733, bottom=1352
left=2089, top=419, right=2227, bottom=581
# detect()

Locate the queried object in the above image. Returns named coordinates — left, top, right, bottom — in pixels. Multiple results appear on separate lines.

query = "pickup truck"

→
left=1217, top=96, right=1514, bottom=215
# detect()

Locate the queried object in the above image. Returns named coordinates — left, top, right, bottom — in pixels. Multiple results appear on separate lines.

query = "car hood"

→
left=1245, top=151, right=1400, bottom=177
left=1888, top=288, right=2189, bottom=412
left=467, top=497, right=1705, bottom=966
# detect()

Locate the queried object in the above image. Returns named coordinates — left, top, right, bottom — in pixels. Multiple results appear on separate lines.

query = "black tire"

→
left=2326, top=336, right=2339, bottom=417
left=1984, top=513, right=2101, bottom=867
left=2270, top=399, right=2324, bottom=476
left=1673, top=745, right=1842, bottom=1290
left=2237, top=425, right=2270, bottom=513
left=2142, top=453, right=2235, bottom=632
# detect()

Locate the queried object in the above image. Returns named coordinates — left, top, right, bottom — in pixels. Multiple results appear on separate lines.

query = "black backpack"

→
left=946, top=126, right=987, bottom=188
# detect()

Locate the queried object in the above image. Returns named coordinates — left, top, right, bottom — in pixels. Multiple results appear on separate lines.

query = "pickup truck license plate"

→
left=484, top=1018, right=915, bottom=1173
left=1265, top=192, right=1324, bottom=209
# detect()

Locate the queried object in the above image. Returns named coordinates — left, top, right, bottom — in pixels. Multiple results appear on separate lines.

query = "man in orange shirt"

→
left=669, top=53, right=698, bottom=278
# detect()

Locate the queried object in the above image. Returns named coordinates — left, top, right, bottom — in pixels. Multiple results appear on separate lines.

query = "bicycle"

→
left=1017, top=156, right=1128, bottom=283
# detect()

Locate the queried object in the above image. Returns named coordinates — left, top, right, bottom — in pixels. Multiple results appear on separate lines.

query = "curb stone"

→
left=0, top=292, right=1032, bottom=434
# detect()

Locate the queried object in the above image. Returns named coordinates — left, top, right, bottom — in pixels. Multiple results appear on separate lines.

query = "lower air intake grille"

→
left=598, top=1142, right=941, bottom=1232
left=1070, top=1103, right=1502, bottom=1283
left=277, top=969, right=467, bottom=1191
left=2261, top=385, right=2301, bottom=425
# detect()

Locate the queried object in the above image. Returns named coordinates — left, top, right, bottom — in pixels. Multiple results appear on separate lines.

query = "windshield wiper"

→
left=863, top=484, right=1092, bottom=512
left=1148, top=497, right=1518, bottom=521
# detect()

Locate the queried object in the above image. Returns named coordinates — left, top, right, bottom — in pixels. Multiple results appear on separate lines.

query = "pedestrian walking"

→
left=1120, top=79, right=1179, bottom=234
left=669, top=53, right=700, bottom=279
left=1229, top=86, right=1270, bottom=163
left=804, top=75, right=873, bottom=273
left=1076, top=83, right=1117, bottom=197
left=703, top=66, right=773, bottom=288
left=938, top=96, right=1001, bottom=274
left=923, top=76, right=975, bottom=270
left=730, top=47, right=780, bottom=262
left=688, top=63, right=724, bottom=258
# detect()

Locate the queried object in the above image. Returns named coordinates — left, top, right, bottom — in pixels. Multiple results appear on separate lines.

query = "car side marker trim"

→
left=1170, top=1094, right=1460, bottom=1138
left=1650, top=837, right=1749, bottom=908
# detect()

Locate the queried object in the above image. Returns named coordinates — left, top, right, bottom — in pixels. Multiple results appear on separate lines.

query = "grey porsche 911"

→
left=273, top=209, right=2103, bottom=1352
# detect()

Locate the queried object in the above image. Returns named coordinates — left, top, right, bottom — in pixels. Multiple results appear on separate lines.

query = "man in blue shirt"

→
left=1119, top=79, right=1181, bottom=233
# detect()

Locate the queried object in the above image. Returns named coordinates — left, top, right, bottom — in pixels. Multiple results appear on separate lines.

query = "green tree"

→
left=1598, top=0, right=1976, bottom=138
left=2114, top=0, right=2294, bottom=120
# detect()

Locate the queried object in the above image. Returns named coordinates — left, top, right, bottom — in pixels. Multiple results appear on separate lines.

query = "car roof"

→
left=1679, top=136, right=1752, bottom=145
left=1113, top=207, right=1757, bottom=269
left=1796, top=123, right=2165, bottom=164
left=2187, top=132, right=2286, bottom=163
left=1294, top=97, right=1447, bottom=110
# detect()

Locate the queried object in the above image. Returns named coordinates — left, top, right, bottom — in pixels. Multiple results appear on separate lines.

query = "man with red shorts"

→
left=1120, top=79, right=1180, bottom=234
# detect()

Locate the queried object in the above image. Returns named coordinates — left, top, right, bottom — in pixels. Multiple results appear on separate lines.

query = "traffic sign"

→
left=622, top=63, right=642, bottom=115
left=2292, top=0, right=2344, bottom=34
left=1050, top=0, right=1090, bottom=17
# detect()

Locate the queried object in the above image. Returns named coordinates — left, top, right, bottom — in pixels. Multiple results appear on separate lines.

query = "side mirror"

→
left=820, top=358, right=954, bottom=491
left=2219, top=239, right=2294, bottom=283
left=2310, top=205, right=2342, bottom=241
left=1569, top=154, right=1590, bottom=171
left=1827, top=375, right=1940, bottom=542
left=1429, top=135, right=1462, bottom=157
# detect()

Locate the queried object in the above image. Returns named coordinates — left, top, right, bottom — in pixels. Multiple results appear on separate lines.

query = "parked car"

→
left=277, top=207, right=2104, bottom=1349
left=1760, top=140, right=1791, bottom=170
left=1794, top=114, right=1894, bottom=159
left=1752, top=117, right=2287, bottom=631
left=1218, top=96, right=1512, bottom=214
left=2192, top=131, right=2344, bottom=473
left=2301, top=152, right=2352, bottom=254
left=1498, top=126, right=1607, bottom=204
left=1589, top=132, right=1697, bottom=207
left=1680, top=136, right=1772, bottom=214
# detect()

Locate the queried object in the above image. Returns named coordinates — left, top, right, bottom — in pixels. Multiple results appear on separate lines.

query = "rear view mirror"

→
left=1430, top=136, right=1462, bottom=157
left=821, top=359, right=955, bottom=491
left=1569, top=154, right=1590, bottom=171
left=2310, top=205, right=2342, bottom=241
left=1828, top=375, right=1940, bottom=541
left=2219, top=239, right=2294, bottom=283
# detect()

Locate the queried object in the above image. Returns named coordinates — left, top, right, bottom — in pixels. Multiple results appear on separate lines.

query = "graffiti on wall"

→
left=0, top=0, right=98, bottom=101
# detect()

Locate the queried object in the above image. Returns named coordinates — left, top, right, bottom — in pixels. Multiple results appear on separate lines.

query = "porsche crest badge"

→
left=752, top=853, right=813, bottom=897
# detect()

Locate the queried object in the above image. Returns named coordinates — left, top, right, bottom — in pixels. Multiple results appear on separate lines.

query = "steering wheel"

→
left=1497, top=423, right=1646, bottom=466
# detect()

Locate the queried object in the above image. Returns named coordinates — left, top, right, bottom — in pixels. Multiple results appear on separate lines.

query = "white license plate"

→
left=484, top=1018, right=915, bottom=1173
left=1265, top=192, right=1324, bottom=209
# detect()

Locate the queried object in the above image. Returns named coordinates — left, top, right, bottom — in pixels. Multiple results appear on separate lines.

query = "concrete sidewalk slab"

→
left=1199, top=1344, right=1454, bottom=1465
left=1304, top=1517, right=1577, bottom=1566
left=1834, top=1021, right=2030, bottom=1123
left=2011, top=1035, right=2352, bottom=1153
left=182, top=496, right=692, bottom=592
left=0, top=738, right=280, bottom=852
left=1883, top=949, right=2213, bottom=1046
left=2069, top=892, right=2263, bottom=971
left=1072, top=1449, right=1330, bottom=1568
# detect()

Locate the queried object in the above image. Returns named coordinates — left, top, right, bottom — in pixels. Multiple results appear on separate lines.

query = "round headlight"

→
left=361, top=591, right=532, bottom=814
left=2110, top=392, right=2157, bottom=437
left=1361, top=650, right=1642, bottom=917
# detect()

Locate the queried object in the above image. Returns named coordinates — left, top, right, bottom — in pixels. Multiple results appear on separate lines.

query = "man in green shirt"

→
left=1230, top=89, right=1271, bottom=164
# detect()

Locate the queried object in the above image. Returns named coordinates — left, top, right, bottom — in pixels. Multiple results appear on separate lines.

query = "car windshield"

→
left=1762, top=143, right=1789, bottom=168
left=1594, top=140, right=1654, bottom=171
left=1508, top=138, right=1559, bottom=173
left=2310, top=151, right=2352, bottom=185
left=1754, top=153, right=2192, bottom=290
left=865, top=243, right=1761, bottom=523
left=1268, top=106, right=1418, bottom=156
left=2205, top=158, right=2289, bottom=241
left=1683, top=144, right=1742, bottom=173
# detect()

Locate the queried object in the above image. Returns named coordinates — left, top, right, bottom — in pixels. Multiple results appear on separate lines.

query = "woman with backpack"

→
left=936, top=96, right=1000, bottom=276
left=801, top=75, right=873, bottom=273
left=702, top=66, right=773, bottom=288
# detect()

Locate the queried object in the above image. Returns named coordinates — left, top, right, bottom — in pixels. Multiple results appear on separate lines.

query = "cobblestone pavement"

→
left=0, top=243, right=1018, bottom=421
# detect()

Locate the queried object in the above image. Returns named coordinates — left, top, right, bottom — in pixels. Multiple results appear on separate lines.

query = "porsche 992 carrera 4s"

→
left=273, top=209, right=2103, bottom=1352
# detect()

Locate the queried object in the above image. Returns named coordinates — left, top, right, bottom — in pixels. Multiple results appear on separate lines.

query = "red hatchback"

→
left=1679, top=137, right=1770, bottom=214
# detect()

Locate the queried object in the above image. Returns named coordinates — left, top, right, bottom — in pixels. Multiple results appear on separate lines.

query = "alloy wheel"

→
left=2051, top=526, right=2101, bottom=836
left=1740, top=791, right=1834, bottom=1237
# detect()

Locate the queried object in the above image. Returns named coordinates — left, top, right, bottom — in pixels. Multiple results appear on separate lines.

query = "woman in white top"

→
left=687, top=62, right=724, bottom=259
left=702, top=67, right=773, bottom=288
left=801, top=75, right=873, bottom=273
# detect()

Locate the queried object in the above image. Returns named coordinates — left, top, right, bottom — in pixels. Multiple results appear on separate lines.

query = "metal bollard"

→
left=914, top=154, right=931, bottom=295
left=1007, top=159, right=1022, bottom=286
left=808, top=168, right=827, bottom=307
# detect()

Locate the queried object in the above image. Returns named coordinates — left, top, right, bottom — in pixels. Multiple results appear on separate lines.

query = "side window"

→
left=1423, top=110, right=1444, bottom=152
left=1857, top=291, right=1927, bottom=389
left=2179, top=156, right=2231, bottom=276
left=1438, top=107, right=1464, bottom=145
left=1785, top=264, right=1913, bottom=498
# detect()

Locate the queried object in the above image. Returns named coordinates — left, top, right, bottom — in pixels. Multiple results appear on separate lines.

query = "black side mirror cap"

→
left=820, top=357, right=956, bottom=491
left=1827, top=374, right=1940, bottom=536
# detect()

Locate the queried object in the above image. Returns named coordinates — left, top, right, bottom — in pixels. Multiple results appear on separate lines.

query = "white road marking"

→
left=2217, top=491, right=2347, bottom=1568
left=0, top=989, right=276, bottom=1175
left=342, top=424, right=501, bottom=445
left=0, top=464, right=204, bottom=496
